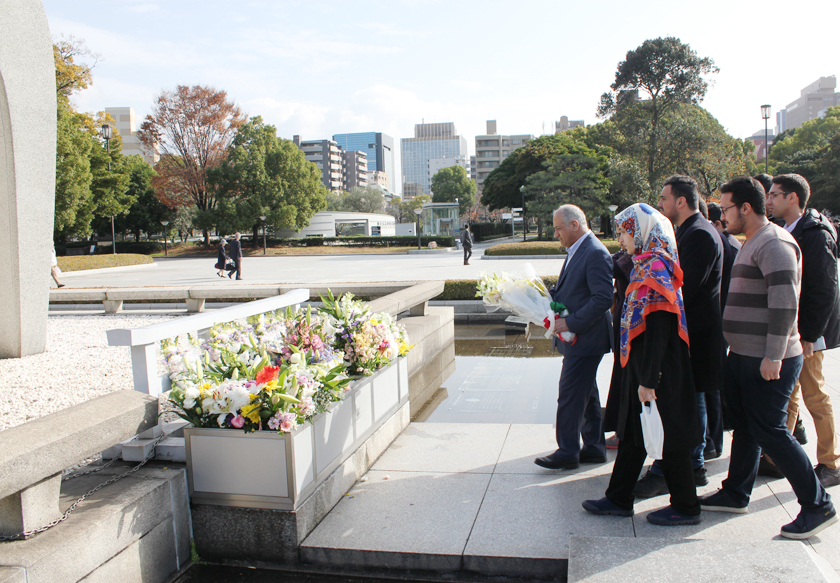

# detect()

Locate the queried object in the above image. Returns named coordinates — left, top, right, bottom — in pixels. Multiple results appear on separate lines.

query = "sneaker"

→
left=633, top=470, right=668, bottom=498
left=704, top=446, right=721, bottom=460
left=694, top=466, right=709, bottom=486
left=815, top=464, right=840, bottom=488
left=647, top=506, right=702, bottom=526
left=780, top=506, right=838, bottom=539
left=699, top=489, right=749, bottom=514
left=582, top=497, right=633, bottom=517
left=757, top=455, right=785, bottom=479
left=793, top=417, right=808, bottom=445
left=606, top=435, right=619, bottom=449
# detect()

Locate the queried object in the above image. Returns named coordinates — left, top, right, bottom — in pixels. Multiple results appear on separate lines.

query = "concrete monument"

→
left=0, top=0, right=57, bottom=357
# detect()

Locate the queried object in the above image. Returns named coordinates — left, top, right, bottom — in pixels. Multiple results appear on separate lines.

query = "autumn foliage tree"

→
left=139, top=85, right=246, bottom=244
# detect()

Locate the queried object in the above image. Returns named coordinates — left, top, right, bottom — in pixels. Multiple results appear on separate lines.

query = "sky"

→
left=43, top=0, right=840, bottom=194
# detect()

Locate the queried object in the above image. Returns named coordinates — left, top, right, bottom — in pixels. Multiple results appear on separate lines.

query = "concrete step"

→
left=568, top=536, right=840, bottom=583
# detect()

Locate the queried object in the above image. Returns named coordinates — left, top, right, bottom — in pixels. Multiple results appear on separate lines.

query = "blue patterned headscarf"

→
left=615, top=203, right=689, bottom=367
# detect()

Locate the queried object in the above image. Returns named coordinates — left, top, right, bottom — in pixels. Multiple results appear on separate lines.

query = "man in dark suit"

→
left=535, top=205, right=613, bottom=470
left=229, top=232, right=243, bottom=280
left=634, top=175, right=724, bottom=497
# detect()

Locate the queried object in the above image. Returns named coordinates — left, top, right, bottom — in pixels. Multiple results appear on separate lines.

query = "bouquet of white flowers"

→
left=477, top=264, right=576, bottom=343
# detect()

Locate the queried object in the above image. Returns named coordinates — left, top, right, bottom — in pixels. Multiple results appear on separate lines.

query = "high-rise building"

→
left=555, top=116, right=584, bottom=133
left=104, top=106, right=159, bottom=165
left=332, top=132, right=395, bottom=195
left=469, top=156, right=477, bottom=181
left=294, top=136, right=343, bottom=192
left=474, top=120, right=534, bottom=196
left=341, top=150, right=368, bottom=190
left=776, top=76, right=839, bottom=133
left=401, top=122, right=468, bottom=199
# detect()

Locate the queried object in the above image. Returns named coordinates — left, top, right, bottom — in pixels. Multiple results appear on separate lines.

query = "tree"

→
left=597, top=37, right=718, bottom=189
left=53, top=35, right=98, bottom=101
left=115, top=156, right=173, bottom=241
left=139, top=85, right=246, bottom=244
left=770, top=106, right=840, bottom=164
left=430, top=165, right=476, bottom=216
left=809, top=134, right=840, bottom=214
left=210, top=116, right=327, bottom=245
left=54, top=102, right=95, bottom=239
left=341, top=186, right=386, bottom=213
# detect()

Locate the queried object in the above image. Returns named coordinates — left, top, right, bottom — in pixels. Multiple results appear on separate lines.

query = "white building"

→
left=104, top=106, right=159, bottom=165
left=428, top=155, right=469, bottom=185
left=275, top=211, right=396, bottom=238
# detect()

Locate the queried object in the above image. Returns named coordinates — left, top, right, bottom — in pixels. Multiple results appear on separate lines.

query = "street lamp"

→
left=761, top=104, right=771, bottom=173
left=160, top=220, right=169, bottom=256
left=100, top=123, right=116, bottom=254
left=519, top=185, right=526, bottom=242
left=259, top=215, right=267, bottom=255
left=413, top=208, right=422, bottom=250
left=608, top=205, right=618, bottom=238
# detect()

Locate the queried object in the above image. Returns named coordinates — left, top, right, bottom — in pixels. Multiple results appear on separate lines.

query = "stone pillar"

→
left=0, top=0, right=56, bottom=357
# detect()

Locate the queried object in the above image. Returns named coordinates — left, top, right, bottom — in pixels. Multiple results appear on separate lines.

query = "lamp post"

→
left=101, top=123, right=116, bottom=254
left=259, top=215, right=267, bottom=255
left=160, top=220, right=169, bottom=256
left=413, top=208, right=422, bottom=250
left=608, top=205, right=618, bottom=238
left=761, top=104, right=771, bottom=173
left=519, top=185, right=526, bottom=242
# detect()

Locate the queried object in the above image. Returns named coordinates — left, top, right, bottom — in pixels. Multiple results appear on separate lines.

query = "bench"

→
left=50, top=282, right=428, bottom=313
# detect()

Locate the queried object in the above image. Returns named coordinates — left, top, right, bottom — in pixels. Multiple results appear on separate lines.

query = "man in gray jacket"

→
left=460, top=224, right=473, bottom=265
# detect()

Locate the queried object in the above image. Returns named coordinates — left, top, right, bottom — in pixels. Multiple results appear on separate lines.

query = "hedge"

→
left=57, top=241, right=168, bottom=255
left=434, top=276, right=559, bottom=301
left=469, top=222, right=510, bottom=242
left=211, top=236, right=456, bottom=248
left=485, top=239, right=622, bottom=256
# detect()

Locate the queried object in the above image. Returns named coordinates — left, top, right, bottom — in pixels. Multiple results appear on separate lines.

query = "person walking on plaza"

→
left=460, top=224, right=473, bottom=265
left=633, top=175, right=724, bottom=497
left=766, top=173, right=840, bottom=488
left=216, top=237, right=228, bottom=278
left=699, top=176, right=837, bottom=540
left=50, top=245, right=64, bottom=288
left=582, top=203, right=701, bottom=525
left=534, top=205, right=612, bottom=470
left=229, top=233, right=243, bottom=280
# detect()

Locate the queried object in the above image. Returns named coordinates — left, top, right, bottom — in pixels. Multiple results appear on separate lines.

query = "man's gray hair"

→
left=554, top=205, right=587, bottom=228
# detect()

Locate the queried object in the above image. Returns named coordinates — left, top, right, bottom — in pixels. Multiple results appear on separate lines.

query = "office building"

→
left=555, top=116, right=584, bottom=133
left=401, top=122, right=468, bottom=198
left=341, top=150, right=368, bottom=190
left=776, top=76, right=839, bottom=133
left=746, top=129, right=776, bottom=162
left=332, top=132, right=395, bottom=195
left=293, top=136, right=343, bottom=192
left=470, top=156, right=476, bottom=181
left=104, top=106, right=159, bottom=165
left=474, top=120, right=534, bottom=196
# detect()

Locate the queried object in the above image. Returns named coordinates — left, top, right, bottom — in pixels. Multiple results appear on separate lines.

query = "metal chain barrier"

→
left=0, top=434, right=166, bottom=542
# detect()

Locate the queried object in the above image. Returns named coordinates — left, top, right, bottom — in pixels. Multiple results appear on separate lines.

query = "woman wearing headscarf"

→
left=216, top=238, right=228, bottom=278
left=582, top=203, right=702, bottom=526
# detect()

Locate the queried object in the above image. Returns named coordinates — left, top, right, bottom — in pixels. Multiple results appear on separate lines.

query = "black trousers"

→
left=606, top=432, right=700, bottom=516
left=233, top=257, right=242, bottom=279
left=463, top=245, right=472, bottom=263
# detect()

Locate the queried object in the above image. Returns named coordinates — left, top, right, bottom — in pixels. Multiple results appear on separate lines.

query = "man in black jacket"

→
left=229, top=233, right=243, bottom=280
left=767, top=174, right=840, bottom=488
left=633, top=175, right=725, bottom=497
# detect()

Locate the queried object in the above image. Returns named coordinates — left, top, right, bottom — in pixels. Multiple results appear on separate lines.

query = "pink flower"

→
left=280, top=412, right=296, bottom=432
left=231, top=415, right=245, bottom=428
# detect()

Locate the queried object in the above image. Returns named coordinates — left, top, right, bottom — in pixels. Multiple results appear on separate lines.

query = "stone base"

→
left=0, top=465, right=189, bottom=583
left=191, top=401, right=411, bottom=565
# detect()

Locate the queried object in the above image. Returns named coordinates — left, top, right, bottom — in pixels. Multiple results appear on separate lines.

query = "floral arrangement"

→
left=476, top=264, right=576, bottom=343
left=162, top=293, right=411, bottom=434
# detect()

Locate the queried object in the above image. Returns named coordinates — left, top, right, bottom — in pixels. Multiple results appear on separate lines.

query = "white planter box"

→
left=184, top=356, right=409, bottom=510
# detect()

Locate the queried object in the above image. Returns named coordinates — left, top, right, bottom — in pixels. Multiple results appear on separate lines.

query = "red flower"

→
left=256, top=365, right=280, bottom=385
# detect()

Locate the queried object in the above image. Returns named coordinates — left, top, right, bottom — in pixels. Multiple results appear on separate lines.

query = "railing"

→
left=106, top=288, right=310, bottom=396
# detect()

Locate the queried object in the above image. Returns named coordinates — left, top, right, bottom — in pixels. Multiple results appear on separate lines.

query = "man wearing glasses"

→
left=699, top=176, right=836, bottom=539
left=766, top=174, right=840, bottom=489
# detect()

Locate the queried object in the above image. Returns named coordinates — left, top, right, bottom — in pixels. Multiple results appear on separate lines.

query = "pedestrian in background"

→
left=460, top=224, right=473, bottom=265
left=50, top=245, right=64, bottom=288
left=216, top=237, right=228, bottom=278
left=229, top=233, right=243, bottom=280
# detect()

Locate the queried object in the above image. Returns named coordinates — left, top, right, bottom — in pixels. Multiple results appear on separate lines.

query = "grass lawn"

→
left=57, top=254, right=153, bottom=272
left=486, top=238, right=621, bottom=256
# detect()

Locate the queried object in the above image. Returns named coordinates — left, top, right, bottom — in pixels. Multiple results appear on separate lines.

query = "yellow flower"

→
left=241, top=402, right=262, bottom=423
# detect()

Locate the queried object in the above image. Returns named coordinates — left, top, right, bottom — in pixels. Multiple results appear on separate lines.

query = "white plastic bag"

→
left=640, top=400, right=664, bottom=460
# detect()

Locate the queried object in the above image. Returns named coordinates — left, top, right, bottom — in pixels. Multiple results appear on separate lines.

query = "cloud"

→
left=124, top=3, right=161, bottom=14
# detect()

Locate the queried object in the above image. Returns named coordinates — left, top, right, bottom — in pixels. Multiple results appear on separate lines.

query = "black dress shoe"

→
left=580, top=453, right=608, bottom=464
left=534, top=454, right=579, bottom=470
left=794, top=417, right=808, bottom=445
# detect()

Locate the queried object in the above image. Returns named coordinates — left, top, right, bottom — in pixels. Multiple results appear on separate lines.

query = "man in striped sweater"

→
left=699, top=176, right=836, bottom=539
